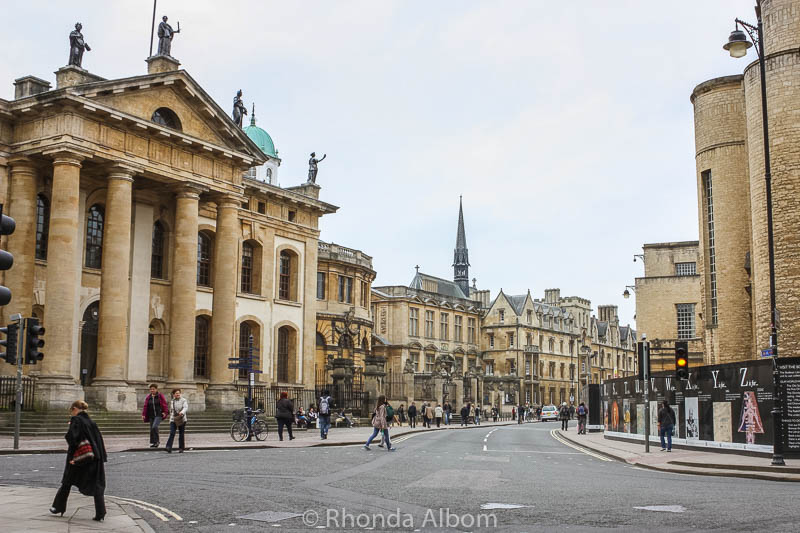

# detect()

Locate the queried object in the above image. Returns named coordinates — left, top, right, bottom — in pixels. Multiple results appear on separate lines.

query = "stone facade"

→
left=633, top=241, right=704, bottom=371
left=690, top=0, right=800, bottom=363
left=314, top=241, right=376, bottom=383
left=0, top=53, right=336, bottom=411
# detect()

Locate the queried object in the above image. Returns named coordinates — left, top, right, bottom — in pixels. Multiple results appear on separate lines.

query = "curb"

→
left=0, top=421, right=517, bottom=455
left=555, top=430, right=800, bottom=482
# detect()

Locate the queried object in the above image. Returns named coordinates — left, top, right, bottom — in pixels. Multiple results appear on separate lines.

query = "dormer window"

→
left=151, top=107, right=182, bottom=131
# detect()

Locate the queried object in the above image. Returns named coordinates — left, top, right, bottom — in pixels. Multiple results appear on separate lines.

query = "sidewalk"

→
left=0, top=484, right=154, bottom=533
left=0, top=420, right=514, bottom=454
left=556, top=429, right=800, bottom=482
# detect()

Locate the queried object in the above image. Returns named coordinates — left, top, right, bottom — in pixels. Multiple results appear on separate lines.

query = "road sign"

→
left=761, top=348, right=774, bottom=358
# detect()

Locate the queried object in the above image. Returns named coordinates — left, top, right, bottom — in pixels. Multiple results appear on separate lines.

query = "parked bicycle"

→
left=231, top=407, right=268, bottom=442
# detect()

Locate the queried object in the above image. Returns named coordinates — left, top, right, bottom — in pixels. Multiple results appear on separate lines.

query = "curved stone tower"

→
left=691, top=75, right=753, bottom=363
left=743, top=0, right=800, bottom=356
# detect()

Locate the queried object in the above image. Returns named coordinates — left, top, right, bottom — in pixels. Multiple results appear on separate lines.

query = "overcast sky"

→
left=2, top=1, right=758, bottom=328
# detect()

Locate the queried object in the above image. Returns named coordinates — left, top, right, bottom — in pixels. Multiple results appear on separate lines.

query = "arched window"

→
left=239, top=322, right=253, bottom=379
left=241, top=242, right=253, bottom=293
left=277, top=326, right=290, bottom=382
left=194, top=316, right=210, bottom=377
left=35, top=195, right=49, bottom=260
left=266, top=168, right=272, bottom=183
left=197, top=232, right=213, bottom=287
left=278, top=249, right=298, bottom=301
left=151, top=221, right=165, bottom=279
left=85, top=204, right=104, bottom=269
left=151, top=107, right=182, bottom=130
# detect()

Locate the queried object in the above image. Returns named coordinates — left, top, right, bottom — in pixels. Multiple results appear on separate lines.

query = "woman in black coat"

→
left=50, top=400, right=108, bottom=521
left=275, top=391, right=295, bottom=441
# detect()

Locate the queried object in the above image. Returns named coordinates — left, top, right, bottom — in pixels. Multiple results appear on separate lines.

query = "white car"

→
left=540, top=405, right=559, bottom=421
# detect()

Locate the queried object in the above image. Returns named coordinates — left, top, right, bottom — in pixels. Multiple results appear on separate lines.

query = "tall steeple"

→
left=453, top=196, right=470, bottom=296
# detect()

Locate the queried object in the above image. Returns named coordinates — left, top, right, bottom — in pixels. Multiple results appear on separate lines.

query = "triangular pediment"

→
left=68, top=70, right=266, bottom=162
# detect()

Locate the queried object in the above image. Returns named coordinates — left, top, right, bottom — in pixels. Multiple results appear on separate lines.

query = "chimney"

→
left=544, top=288, right=561, bottom=304
left=14, top=76, right=51, bottom=99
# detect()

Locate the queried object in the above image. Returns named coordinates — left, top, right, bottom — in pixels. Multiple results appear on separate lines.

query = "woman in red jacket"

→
left=141, top=384, right=168, bottom=448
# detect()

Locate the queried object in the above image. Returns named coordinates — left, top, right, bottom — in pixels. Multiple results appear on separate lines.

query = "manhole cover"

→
left=237, top=511, right=303, bottom=523
left=633, top=505, right=687, bottom=513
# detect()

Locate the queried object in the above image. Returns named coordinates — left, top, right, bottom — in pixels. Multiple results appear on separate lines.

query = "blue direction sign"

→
left=761, top=348, right=774, bottom=357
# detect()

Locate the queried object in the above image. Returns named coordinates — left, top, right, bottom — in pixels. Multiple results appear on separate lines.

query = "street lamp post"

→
left=724, top=0, right=784, bottom=466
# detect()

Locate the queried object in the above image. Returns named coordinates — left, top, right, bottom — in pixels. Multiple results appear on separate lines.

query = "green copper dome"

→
left=243, top=111, right=277, bottom=158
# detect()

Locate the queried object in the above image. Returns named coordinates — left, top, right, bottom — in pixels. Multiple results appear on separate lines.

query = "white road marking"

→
left=634, top=505, right=687, bottom=513
left=108, top=496, right=183, bottom=521
left=549, top=429, right=611, bottom=461
left=114, top=500, right=170, bottom=521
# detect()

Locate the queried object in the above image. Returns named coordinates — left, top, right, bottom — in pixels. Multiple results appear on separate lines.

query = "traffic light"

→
left=24, top=317, right=44, bottom=364
left=675, top=341, right=689, bottom=380
left=0, top=204, right=16, bottom=306
left=0, top=323, right=19, bottom=365
left=637, top=341, right=650, bottom=381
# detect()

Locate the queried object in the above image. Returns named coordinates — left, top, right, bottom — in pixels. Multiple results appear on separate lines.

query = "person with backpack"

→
left=559, top=402, right=570, bottom=431
left=365, top=396, right=395, bottom=451
left=658, top=400, right=676, bottom=452
left=318, top=390, right=332, bottom=440
left=577, top=402, right=587, bottom=434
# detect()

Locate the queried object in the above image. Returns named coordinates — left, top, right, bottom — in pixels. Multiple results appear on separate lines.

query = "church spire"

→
left=453, top=196, right=470, bottom=296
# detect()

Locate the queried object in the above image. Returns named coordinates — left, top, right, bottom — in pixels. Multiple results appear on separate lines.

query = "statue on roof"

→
left=157, top=16, right=180, bottom=57
left=308, top=152, right=327, bottom=183
left=68, top=23, right=91, bottom=68
left=232, top=89, right=247, bottom=128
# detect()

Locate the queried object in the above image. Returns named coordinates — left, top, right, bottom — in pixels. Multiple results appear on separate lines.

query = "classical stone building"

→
left=314, top=241, right=375, bottom=383
left=690, top=0, right=800, bottom=364
left=587, top=306, right=637, bottom=385
left=0, top=52, right=336, bottom=411
left=632, top=241, right=703, bottom=371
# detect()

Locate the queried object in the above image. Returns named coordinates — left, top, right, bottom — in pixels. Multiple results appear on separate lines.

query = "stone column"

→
left=167, top=186, right=203, bottom=409
left=87, top=167, right=137, bottom=411
left=362, top=354, right=387, bottom=409
left=206, top=195, right=242, bottom=410
left=37, top=151, right=86, bottom=408
left=2, top=157, right=38, bottom=328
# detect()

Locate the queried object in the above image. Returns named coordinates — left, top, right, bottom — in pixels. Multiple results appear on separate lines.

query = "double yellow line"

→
left=549, top=429, right=611, bottom=461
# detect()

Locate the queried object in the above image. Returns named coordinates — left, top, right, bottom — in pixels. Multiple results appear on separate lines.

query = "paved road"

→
left=1, top=421, right=797, bottom=532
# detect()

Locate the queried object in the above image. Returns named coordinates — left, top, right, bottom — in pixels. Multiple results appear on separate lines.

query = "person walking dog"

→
left=165, top=388, right=188, bottom=453
left=141, top=384, right=168, bottom=448
left=51, top=400, right=107, bottom=522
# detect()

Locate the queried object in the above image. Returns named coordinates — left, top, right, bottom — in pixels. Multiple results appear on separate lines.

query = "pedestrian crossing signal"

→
left=675, top=341, right=689, bottom=380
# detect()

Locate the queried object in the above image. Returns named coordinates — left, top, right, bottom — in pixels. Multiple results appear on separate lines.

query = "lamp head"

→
left=623, top=289, right=631, bottom=299
left=724, top=28, right=752, bottom=58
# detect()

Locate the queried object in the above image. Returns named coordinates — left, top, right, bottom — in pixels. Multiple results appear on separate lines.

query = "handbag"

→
left=72, top=439, right=95, bottom=465
left=173, top=400, right=186, bottom=426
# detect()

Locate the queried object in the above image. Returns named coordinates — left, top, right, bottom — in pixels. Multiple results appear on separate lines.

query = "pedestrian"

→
left=577, top=402, right=587, bottom=434
left=460, top=403, right=469, bottom=426
left=50, top=400, right=107, bottom=522
left=658, top=400, right=676, bottom=452
left=517, top=404, right=524, bottom=424
left=425, top=403, right=435, bottom=428
left=537, top=406, right=542, bottom=421
left=275, top=391, right=295, bottom=441
left=559, top=402, right=570, bottom=431
left=397, top=404, right=406, bottom=426
left=365, top=395, right=395, bottom=451
left=569, top=404, right=576, bottom=420
left=318, top=389, right=332, bottom=440
left=511, top=406, right=516, bottom=420
left=468, top=404, right=475, bottom=425
left=165, top=388, right=188, bottom=453
left=141, top=384, right=168, bottom=448
left=408, top=402, right=417, bottom=428
left=444, top=402, right=452, bottom=425
left=474, top=405, right=481, bottom=425
left=492, top=406, right=498, bottom=422
left=434, top=404, right=443, bottom=427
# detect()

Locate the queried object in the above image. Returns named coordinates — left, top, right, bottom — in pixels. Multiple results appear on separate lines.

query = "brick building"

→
left=690, top=0, right=800, bottom=363
left=632, top=241, right=703, bottom=371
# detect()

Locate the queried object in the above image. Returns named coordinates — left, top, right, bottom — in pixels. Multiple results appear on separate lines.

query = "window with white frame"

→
left=677, top=303, right=696, bottom=339
left=409, top=308, right=419, bottom=337
left=675, top=262, right=697, bottom=276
